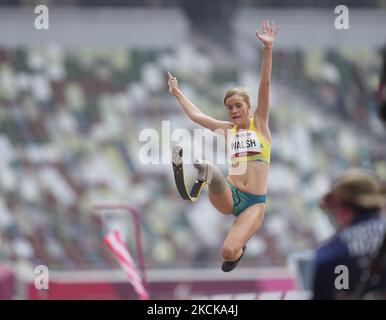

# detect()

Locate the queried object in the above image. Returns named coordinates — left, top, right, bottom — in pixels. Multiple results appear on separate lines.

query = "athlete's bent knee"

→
left=222, top=244, right=242, bottom=261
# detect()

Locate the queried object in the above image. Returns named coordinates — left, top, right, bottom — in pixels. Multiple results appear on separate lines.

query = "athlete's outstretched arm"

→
left=255, top=20, right=279, bottom=129
left=167, top=72, right=232, bottom=133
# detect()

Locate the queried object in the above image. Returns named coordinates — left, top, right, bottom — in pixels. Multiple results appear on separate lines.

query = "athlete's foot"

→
left=221, top=245, right=246, bottom=273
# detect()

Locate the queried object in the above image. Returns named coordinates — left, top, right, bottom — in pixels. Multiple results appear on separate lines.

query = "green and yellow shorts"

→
left=227, top=180, right=266, bottom=217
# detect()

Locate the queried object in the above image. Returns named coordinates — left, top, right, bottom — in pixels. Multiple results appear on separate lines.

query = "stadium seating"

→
left=0, top=44, right=385, bottom=272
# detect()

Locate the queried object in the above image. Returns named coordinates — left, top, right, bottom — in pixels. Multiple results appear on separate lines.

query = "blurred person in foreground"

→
left=168, top=20, right=278, bottom=272
left=313, top=169, right=386, bottom=300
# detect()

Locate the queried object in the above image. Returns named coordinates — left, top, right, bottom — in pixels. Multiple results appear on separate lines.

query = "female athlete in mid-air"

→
left=168, top=20, right=279, bottom=272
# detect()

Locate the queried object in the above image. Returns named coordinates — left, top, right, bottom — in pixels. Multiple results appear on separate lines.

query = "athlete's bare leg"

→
left=222, top=203, right=265, bottom=261
left=208, top=189, right=233, bottom=215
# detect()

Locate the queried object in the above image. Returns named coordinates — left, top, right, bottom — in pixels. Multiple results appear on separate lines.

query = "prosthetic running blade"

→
left=172, top=145, right=206, bottom=201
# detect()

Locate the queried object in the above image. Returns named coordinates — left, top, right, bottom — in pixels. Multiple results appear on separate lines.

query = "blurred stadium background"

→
left=0, top=0, right=385, bottom=300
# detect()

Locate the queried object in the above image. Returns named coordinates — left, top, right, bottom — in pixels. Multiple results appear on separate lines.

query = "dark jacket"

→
left=312, top=212, right=386, bottom=300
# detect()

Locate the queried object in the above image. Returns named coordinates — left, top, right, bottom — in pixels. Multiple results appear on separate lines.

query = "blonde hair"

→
left=223, top=87, right=251, bottom=108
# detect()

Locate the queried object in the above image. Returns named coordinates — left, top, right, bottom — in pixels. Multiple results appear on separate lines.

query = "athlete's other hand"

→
left=256, top=19, right=279, bottom=46
left=167, top=72, right=179, bottom=96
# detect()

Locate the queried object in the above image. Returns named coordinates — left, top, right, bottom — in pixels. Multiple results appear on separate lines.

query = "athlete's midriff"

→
left=227, top=160, right=269, bottom=195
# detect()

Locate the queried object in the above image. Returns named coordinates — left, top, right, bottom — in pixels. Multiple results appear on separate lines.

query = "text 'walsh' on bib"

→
left=230, top=130, right=261, bottom=158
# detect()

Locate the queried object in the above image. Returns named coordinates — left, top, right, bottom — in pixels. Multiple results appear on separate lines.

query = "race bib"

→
left=229, top=130, right=261, bottom=158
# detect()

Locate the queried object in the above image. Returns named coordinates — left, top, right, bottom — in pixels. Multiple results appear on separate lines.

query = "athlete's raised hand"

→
left=167, top=72, right=179, bottom=96
left=256, top=19, right=279, bottom=47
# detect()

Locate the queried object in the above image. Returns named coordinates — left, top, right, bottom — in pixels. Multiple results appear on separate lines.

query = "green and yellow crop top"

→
left=228, top=118, right=271, bottom=164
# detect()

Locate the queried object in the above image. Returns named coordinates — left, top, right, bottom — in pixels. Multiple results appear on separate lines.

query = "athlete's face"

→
left=224, top=94, right=250, bottom=128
